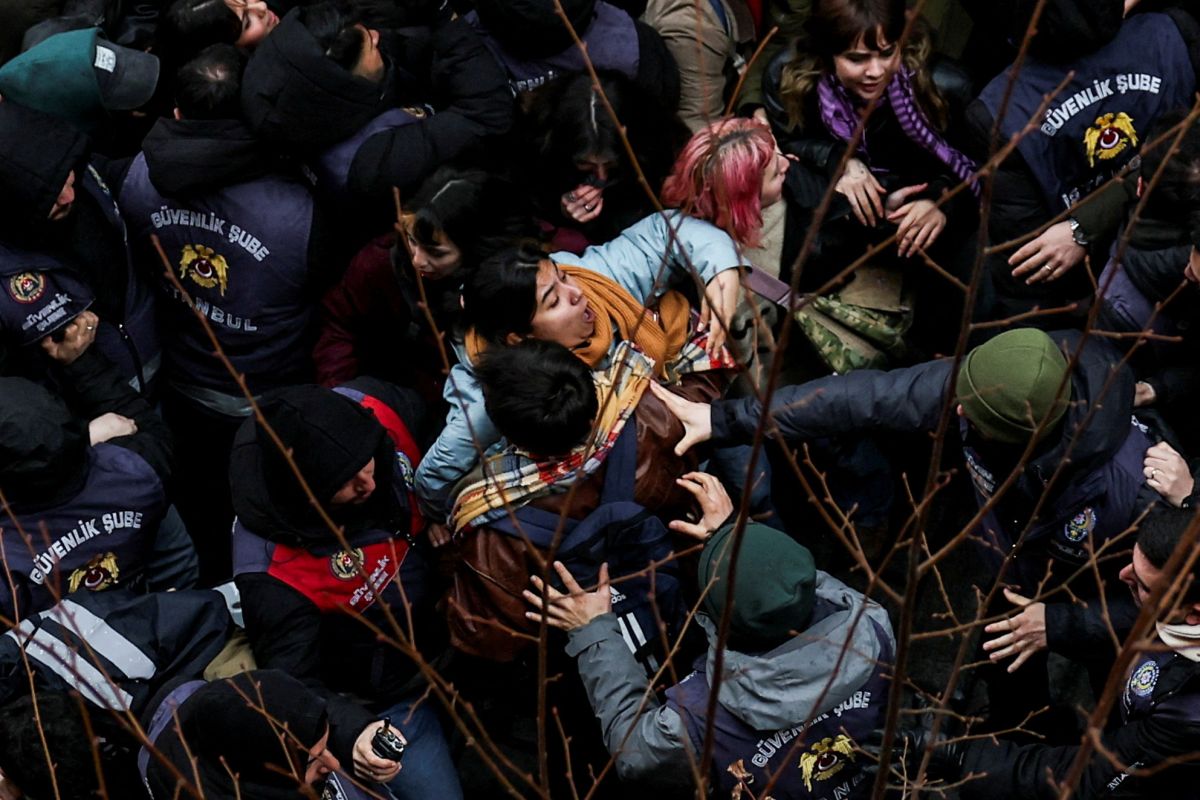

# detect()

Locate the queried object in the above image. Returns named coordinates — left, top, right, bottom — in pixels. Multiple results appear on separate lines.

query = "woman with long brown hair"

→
left=762, top=0, right=976, bottom=261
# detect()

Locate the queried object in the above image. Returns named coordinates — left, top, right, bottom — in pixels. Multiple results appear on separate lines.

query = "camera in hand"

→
left=371, top=718, right=406, bottom=762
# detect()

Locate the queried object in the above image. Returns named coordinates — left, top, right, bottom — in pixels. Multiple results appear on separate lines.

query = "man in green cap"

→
left=650, top=328, right=1159, bottom=733
left=524, top=518, right=894, bottom=797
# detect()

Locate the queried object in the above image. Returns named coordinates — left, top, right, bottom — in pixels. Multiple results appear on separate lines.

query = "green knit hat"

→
left=697, top=523, right=816, bottom=651
left=0, top=28, right=160, bottom=131
left=955, top=329, right=1071, bottom=444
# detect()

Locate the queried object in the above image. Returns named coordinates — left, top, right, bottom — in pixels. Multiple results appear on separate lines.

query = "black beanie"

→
left=256, top=385, right=385, bottom=507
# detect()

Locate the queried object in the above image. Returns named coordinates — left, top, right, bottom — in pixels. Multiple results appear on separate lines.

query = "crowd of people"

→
left=0, top=0, right=1199, bottom=796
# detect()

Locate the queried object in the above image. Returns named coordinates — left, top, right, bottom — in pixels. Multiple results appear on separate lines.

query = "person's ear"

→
left=172, top=107, right=183, bottom=121
left=504, top=332, right=524, bottom=346
left=1186, top=602, right=1200, bottom=626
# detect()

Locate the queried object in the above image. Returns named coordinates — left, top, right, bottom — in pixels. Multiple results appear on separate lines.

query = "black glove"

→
left=892, top=726, right=966, bottom=782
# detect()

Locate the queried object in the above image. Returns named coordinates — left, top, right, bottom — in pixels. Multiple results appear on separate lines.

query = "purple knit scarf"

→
left=817, top=68, right=980, bottom=198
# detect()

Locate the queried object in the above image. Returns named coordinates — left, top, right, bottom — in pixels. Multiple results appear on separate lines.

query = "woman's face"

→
left=227, top=0, right=278, bottom=48
left=760, top=143, right=790, bottom=208
left=832, top=29, right=900, bottom=102
left=517, top=261, right=595, bottom=349
left=576, top=154, right=618, bottom=187
left=405, top=222, right=463, bottom=281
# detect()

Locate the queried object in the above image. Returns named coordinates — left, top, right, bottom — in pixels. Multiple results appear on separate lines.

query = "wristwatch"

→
left=1068, top=217, right=1089, bottom=247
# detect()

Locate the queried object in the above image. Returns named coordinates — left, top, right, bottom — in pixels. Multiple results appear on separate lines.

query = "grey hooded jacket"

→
left=564, top=570, right=895, bottom=790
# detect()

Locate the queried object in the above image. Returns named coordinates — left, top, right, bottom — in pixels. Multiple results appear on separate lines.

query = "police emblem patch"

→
left=330, top=548, right=365, bottom=581
left=68, top=552, right=120, bottom=592
left=1064, top=507, right=1097, bottom=543
left=1128, top=660, right=1159, bottom=698
left=8, top=272, right=46, bottom=304
left=179, top=244, right=230, bottom=295
left=1083, top=112, right=1138, bottom=168
left=395, top=452, right=414, bottom=489
left=799, top=735, right=856, bottom=791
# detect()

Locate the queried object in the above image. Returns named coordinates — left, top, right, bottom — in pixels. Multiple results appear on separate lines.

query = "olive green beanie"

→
left=697, top=523, right=816, bottom=651
left=955, top=329, right=1071, bottom=444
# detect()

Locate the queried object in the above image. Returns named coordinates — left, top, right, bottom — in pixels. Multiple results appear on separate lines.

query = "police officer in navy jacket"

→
left=525, top=522, right=895, bottom=798
left=0, top=310, right=198, bottom=619
left=117, top=44, right=331, bottom=584
left=0, top=588, right=232, bottom=799
left=651, top=328, right=1159, bottom=733
left=916, top=507, right=1200, bottom=797
left=229, top=380, right=462, bottom=799
left=0, top=101, right=160, bottom=392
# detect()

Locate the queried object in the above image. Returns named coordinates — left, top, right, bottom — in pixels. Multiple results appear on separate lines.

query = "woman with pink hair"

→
left=660, top=117, right=791, bottom=250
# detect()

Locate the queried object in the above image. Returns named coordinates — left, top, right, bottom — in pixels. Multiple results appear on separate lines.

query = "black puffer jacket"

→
left=138, top=117, right=281, bottom=197
left=241, top=9, right=512, bottom=194
left=710, top=330, right=1151, bottom=573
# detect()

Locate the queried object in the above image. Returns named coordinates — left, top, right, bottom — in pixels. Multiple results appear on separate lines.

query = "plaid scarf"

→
left=451, top=341, right=654, bottom=533
left=818, top=68, right=980, bottom=198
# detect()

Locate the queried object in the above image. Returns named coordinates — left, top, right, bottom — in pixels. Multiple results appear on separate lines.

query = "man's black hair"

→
left=175, top=44, right=247, bottom=120
left=0, top=692, right=103, bottom=799
left=475, top=339, right=598, bottom=457
left=1137, top=507, right=1200, bottom=604
left=160, top=0, right=241, bottom=67
left=298, top=1, right=365, bottom=72
left=1138, top=110, right=1200, bottom=230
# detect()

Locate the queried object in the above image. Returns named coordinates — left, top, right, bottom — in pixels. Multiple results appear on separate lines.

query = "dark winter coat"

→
left=959, top=640, right=1200, bottom=797
left=709, top=331, right=1156, bottom=593
left=241, top=10, right=512, bottom=196
left=229, top=379, right=439, bottom=758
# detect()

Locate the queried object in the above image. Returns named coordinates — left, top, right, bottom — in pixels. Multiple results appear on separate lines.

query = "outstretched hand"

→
left=669, top=472, right=733, bottom=540
left=1144, top=441, right=1195, bottom=507
left=648, top=382, right=713, bottom=455
left=835, top=158, right=887, bottom=227
left=982, top=589, right=1047, bottom=673
left=523, top=561, right=612, bottom=632
left=699, top=268, right=740, bottom=357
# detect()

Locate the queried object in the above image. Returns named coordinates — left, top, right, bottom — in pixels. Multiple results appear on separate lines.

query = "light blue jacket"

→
left=413, top=211, right=749, bottom=518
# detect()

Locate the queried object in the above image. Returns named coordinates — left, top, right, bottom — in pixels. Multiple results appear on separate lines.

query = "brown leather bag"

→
left=445, top=372, right=727, bottom=661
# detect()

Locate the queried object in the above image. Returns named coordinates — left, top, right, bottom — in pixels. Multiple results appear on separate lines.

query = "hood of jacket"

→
left=0, top=101, right=89, bottom=243
left=229, top=385, right=402, bottom=547
left=702, top=572, right=894, bottom=731
left=141, top=117, right=280, bottom=197
left=240, top=9, right=390, bottom=154
left=0, top=377, right=89, bottom=510
left=1117, top=216, right=1194, bottom=307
